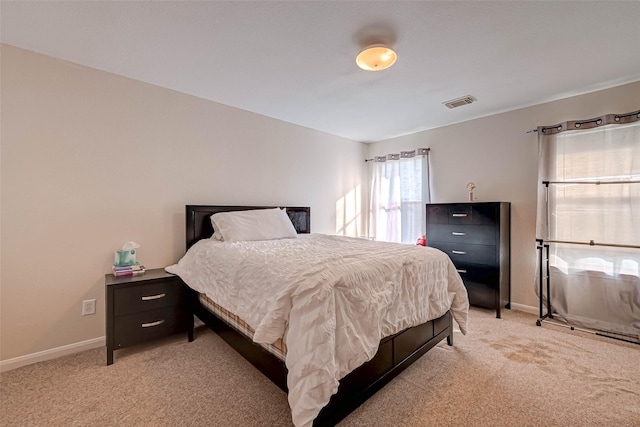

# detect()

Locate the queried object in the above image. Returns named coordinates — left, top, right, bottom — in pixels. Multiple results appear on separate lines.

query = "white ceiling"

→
left=2, top=1, right=640, bottom=142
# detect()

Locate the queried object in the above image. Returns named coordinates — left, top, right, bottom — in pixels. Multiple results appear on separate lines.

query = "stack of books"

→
left=112, top=264, right=146, bottom=277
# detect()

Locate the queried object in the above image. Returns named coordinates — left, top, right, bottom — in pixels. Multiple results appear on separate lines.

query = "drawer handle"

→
left=141, top=293, right=166, bottom=301
left=452, top=250, right=467, bottom=255
left=456, top=269, right=467, bottom=274
left=452, top=213, right=468, bottom=217
left=141, top=320, right=165, bottom=328
left=452, top=232, right=466, bottom=236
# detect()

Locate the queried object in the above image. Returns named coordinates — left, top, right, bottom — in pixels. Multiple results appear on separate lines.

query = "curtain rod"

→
left=530, top=109, right=640, bottom=135
left=364, top=147, right=430, bottom=163
left=538, top=239, right=640, bottom=250
left=543, top=180, right=640, bottom=186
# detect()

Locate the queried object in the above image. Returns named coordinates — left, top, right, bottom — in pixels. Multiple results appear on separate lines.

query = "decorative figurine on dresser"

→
left=426, top=202, right=510, bottom=318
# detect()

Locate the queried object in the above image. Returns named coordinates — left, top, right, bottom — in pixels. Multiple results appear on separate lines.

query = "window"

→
left=368, top=149, right=430, bottom=243
left=541, top=122, right=640, bottom=275
left=536, top=114, right=640, bottom=337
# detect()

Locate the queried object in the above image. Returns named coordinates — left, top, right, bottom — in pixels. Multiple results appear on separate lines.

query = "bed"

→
left=168, top=205, right=469, bottom=427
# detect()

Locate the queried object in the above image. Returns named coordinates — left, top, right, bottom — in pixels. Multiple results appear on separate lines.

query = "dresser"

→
left=426, top=202, right=510, bottom=318
left=105, top=268, right=192, bottom=365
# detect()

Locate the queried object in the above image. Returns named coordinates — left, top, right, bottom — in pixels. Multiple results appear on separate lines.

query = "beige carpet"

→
left=1, top=308, right=639, bottom=426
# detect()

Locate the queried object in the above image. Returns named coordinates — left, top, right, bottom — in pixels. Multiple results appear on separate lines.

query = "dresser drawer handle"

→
left=456, top=269, right=467, bottom=274
left=141, top=320, right=165, bottom=328
left=452, top=250, right=467, bottom=255
left=452, top=213, right=468, bottom=217
left=141, top=293, right=165, bottom=301
left=452, top=232, right=466, bottom=236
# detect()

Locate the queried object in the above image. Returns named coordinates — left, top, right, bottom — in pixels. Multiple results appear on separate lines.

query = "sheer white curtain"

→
left=368, top=149, right=430, bottom=243
left=536, top=111, right=640, bottom=338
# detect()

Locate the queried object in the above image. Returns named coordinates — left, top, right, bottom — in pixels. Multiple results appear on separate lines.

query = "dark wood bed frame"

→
left=182, top=205, right=454, bottom=426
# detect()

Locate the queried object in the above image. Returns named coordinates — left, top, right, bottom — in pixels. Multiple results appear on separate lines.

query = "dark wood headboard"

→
left=185, top=205, right=311, bottom=249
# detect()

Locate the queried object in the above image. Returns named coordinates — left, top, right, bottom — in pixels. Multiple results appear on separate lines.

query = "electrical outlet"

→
left=82, top=299, right=96, bottom=316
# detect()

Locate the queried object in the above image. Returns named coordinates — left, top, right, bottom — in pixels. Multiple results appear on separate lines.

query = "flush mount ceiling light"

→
left=356, top=44, right=397, bottom=71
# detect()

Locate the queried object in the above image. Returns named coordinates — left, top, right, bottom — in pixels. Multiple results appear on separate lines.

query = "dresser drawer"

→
left=463, top=281, right=499, bottom=309
left=454, top=263, right=499, bottom=287
left=455, top=264, right=501, bottom=308
left=429, top=242, right=497, bottom=265
left=114, top=278, right=184, bottom=317
left=426, top=204, right=498, bottom=225
left=426, top=224, right=496, bottom=245
left=113, top=306, right=189, bottom=349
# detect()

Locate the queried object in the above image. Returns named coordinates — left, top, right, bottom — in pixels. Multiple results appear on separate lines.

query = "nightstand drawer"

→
left=426, top=224, right=496, bottom=245
left=113, top=306, right=189, bottom=349
left=428, top=242, right=497, bottom=265
left=114, top=279, right=184, bottom=316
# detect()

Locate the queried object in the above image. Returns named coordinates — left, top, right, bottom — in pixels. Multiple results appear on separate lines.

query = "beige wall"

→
left=367, top=80, right=640, bottom=310
left=0, top=45, right=366, bottom=362
left=3, top=42, right=638, bottom=365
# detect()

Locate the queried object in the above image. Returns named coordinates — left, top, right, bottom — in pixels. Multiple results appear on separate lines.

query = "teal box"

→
left=114, top=249, right=138, bottom=267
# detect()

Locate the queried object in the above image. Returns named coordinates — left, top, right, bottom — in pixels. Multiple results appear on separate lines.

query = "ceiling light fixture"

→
left=356, top=44, right=397, bottom=71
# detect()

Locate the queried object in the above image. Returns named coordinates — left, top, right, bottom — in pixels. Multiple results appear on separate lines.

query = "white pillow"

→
left=210, top=216, right=224, bottom=240
left=210, top=208, right=298, bottom=242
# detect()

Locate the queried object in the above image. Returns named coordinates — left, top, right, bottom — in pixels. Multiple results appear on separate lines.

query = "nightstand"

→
left=105, top=268, right=193, bottom=365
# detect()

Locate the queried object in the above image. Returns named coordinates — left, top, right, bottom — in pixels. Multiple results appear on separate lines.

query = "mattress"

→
left=198, top=292, right=286, bottom=361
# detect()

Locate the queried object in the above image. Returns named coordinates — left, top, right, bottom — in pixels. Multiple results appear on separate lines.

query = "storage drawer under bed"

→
left=331, top=311, right=452, bottom=396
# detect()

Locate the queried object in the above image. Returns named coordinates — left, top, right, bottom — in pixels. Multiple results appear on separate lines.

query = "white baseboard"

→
left=0, top=336, right=105, bottom=373
left=509, top=302, right=539, bottom=315
left=0, top=304, right=540, bottom=373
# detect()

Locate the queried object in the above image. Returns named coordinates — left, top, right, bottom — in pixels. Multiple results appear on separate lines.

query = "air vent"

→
left=443, top=95, right=476, bottom=109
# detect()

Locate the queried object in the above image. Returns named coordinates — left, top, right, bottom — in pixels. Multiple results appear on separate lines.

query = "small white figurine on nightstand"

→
left=466, top=182, right=476, bottom=201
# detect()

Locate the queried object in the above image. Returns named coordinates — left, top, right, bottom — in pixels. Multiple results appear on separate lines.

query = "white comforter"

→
left=166, top=234, right=468, bottom=427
